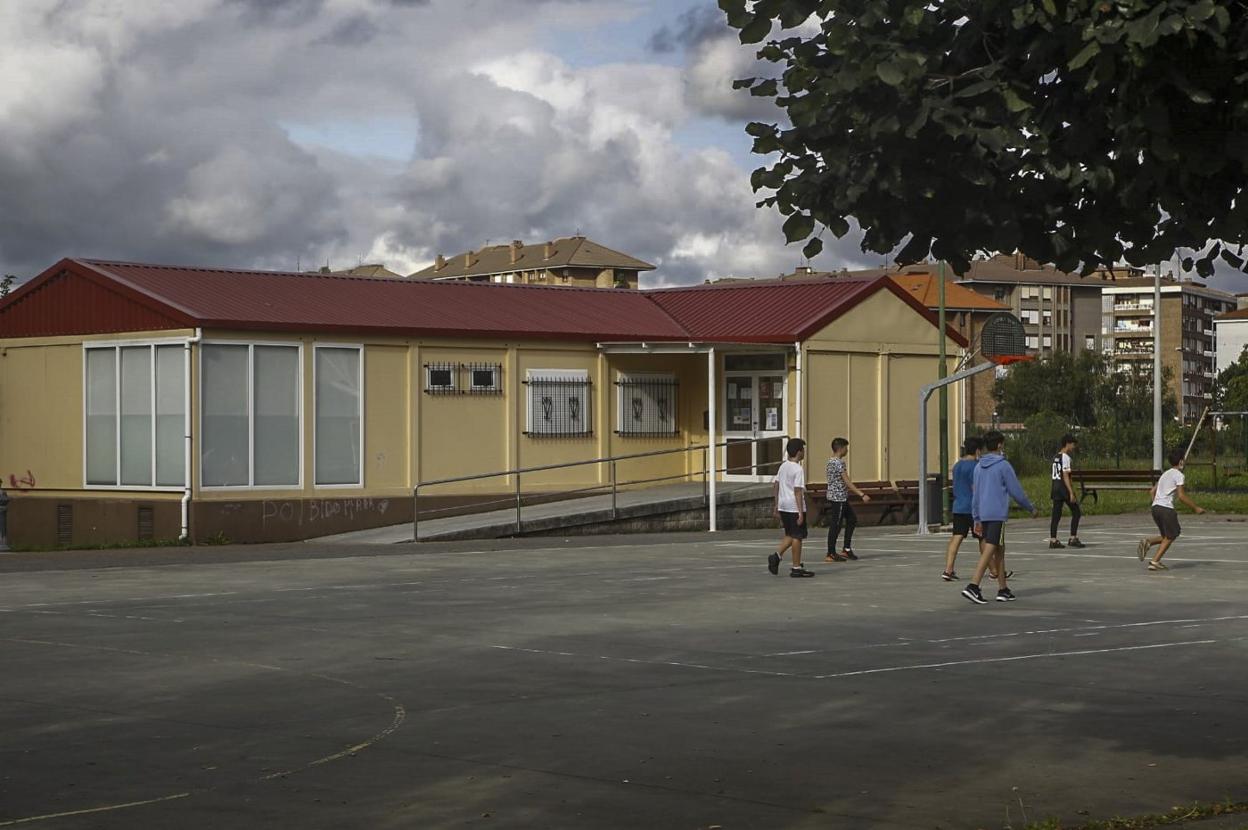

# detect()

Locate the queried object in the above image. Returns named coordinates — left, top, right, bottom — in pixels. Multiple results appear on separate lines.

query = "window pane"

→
left=201, top=345, right=249, bottom=487
left=254, top=346, right=300, bottom=486
left=315, top=348, right=361, bottom=485
left=120, top=346, right=153, bottom=486
left=85, top=349, right=117, bottom=485
left=155, top=345, right=186, bottom=487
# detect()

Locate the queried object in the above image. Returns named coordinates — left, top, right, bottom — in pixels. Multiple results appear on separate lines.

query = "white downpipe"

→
left=708, top=347, right=717, bottom=532
left=182, top=327, right=202, bottom=541
left=793, top=341, right=802, bottom=441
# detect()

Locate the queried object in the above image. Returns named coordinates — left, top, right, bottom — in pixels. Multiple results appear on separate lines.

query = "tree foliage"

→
left=0, top=274, right=15, bottom=298
left=723, top=0, right=1248, bottom=276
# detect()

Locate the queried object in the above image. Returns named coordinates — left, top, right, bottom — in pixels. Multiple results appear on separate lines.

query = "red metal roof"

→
left=649, top=276, right=969, bottom=345
left=0, top=258, right=967, bottom=347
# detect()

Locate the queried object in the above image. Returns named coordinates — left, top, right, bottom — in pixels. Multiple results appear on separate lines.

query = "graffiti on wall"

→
left=260, top=497, right=391, bottom=528
left=3, top=470, right=36, bottom=490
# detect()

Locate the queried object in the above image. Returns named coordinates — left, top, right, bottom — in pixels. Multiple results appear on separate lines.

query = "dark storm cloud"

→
left=647, top=5, right=726, bottom=54
left=317, top=14, right=381, bottom=47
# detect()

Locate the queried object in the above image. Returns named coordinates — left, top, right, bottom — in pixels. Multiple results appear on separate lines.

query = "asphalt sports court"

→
left=1, top=514, right=1245, bottom=829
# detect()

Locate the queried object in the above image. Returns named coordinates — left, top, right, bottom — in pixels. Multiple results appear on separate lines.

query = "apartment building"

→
left=411, top=236, right=654, bottom=289
left=1101, top=278, right=1237, bottom=422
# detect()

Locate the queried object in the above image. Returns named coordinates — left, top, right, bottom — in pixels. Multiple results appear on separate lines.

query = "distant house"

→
left=324, top=263, right=405, bottom=279
left=411, top=236, right=654, bottom=289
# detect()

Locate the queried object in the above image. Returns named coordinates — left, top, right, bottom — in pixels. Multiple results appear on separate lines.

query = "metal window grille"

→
left=56, top=504, right=73, bottom=546
left=616, top=375, right=679, bottom=436
left=424, top=362, right=457, bottom=394
left=466, top=363, right=503, bottom=394
left=524, top=375, right=592, bottom=437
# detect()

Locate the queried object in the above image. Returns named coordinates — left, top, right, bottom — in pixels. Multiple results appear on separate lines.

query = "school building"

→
left=0, top=258, right=967, bottom=547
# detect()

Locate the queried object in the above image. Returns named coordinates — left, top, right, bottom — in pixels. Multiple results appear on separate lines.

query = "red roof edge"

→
left=0, top=258, right=198, bottom=329
left=789, top=276, right=970, bottom=347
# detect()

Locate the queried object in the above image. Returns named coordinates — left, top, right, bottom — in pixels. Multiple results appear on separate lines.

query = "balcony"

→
left=1113, top=303, right=1154, bottom=314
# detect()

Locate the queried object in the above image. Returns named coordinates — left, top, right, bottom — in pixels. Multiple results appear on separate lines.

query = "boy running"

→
left=1048, top=434, right=1085, bottom=549
left=963, top=431, right=1038, bottom=604
left=769, top=438, right=814, bottom=578
left=1138, top=449, right=1206, bottom=571
left=825, top=437, right=871, bottom=562
left=943, top=436, right=983, bottom=581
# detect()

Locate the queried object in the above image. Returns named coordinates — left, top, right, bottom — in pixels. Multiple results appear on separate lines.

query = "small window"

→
left=425, top=363, right=457, bottom=394
left=525, top=370, right=592, bottom=437
left=616, top=373, right=679, bottom=436
left=1085, top=334, right=1095, bottom=349
left=468, top=363, right=502, bottom=394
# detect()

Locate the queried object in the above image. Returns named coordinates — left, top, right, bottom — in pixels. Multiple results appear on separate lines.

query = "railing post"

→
left=610, top=460, right=618, bottom=519
left=0, top=487, right=10, bottom=552
left=514, top=470, right=522, bottom=535
left=412, top=484, right=419, bottom=543
left=703, top=447, right=709, bottom=506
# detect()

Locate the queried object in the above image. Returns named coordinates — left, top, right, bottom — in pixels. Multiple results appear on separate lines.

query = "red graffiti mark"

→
left=6, top=470, right=35, bottom=490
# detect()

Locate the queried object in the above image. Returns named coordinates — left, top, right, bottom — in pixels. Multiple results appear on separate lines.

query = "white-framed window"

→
left=616, top=372, right=678, bottom=436
left=467, top=363, right=502, bottom=393
left=1042, top=334, right=1053, bottom=347
left=314, top=345, right=363, bottom=486
left=84, top=341, right=186, bottom=489
left=1020, top=309, right=1039, bottom=325
left=1085, top=334, right=1095, bottom=349
left=1025, top=335, right=1039, bottom=349
left=200, top=342, right=302, bottom=489
left=424, top=362, right=457, bottom=394
left=525, top=369, right=591, bottom=437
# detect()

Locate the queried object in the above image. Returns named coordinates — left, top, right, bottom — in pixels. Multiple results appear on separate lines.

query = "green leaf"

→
left=739, top=14, right=772, bottom=44
left=876, top=61, right=906, bottom=86
left=802, top=237, right=824, bottom=259
left=732, top=77, right=756, bottom=90
left=1041, top=0, right=1057, bottom=16
left=782, top=212, right=815, bottom=243
left=745, top=121, right=776, bottom=138
left=954, top=79, right=996, bottom=99
left=1002, top=88, right=1032, bottom=112
left=1068, top=42, right=1100, bottom=70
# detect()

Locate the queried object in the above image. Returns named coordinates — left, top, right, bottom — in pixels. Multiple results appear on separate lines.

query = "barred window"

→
left=616, top=373, right=678, bottom=436
left=525, top=370, right=592, bottom=437
left=424, top=362, right=457, bottom=394
left=467, top=363, right=502, bottom=394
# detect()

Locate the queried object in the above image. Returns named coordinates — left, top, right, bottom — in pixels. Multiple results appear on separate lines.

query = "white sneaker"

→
left=1137, top=538, right=1149, bottom=562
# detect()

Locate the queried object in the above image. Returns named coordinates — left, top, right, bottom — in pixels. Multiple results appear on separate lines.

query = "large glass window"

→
left=85, top=343, right=185, bottom=488
left=201, top=343, right=301, bottom=488
left=315, top=346, right=362, bottom=486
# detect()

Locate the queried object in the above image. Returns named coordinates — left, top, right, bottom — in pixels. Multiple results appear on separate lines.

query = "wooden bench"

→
left=808, top=480, right=918, bottom=525
left=1071, top=469, right=1159, bottom=504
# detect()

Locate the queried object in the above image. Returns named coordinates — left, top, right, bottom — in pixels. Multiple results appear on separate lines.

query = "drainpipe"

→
left=182, top=327, right=202, bottom=541
left=707, top=347, right=717, bottom=532
left=793, top=341, right=802, bottom=440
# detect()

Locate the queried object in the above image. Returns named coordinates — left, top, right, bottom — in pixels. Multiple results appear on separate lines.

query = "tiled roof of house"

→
left=411, top=236, right=655, bottom=280
left=888, top=274, right=1011, bottom=312
left=0, top=258, right=966, bottom=347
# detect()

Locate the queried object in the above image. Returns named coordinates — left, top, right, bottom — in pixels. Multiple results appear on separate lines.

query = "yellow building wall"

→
left=414, top=344, right=510, bottom=492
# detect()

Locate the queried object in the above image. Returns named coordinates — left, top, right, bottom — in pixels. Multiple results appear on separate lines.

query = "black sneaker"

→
left=826, top=551, right=847, bottom=562
left=790, top=566, right=815, bottom=578
left=941, top=570, right=959, bottom=581
left=842, top=548, right=859, bottom=561
left=996, top=588, right=1017, bottom=602
left=1068, top=538, right=1086, bottom=549
left=1048, top=540, right=1065, bottom=549
left=768, top=553, right=780, bottom=575
left=961, top=584, right=987, bottom=604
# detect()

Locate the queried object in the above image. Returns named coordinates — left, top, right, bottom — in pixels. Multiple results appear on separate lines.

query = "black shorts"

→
left=1151, top=505, right=1181, bottom=540
left=951, top=513, right=973, bottom=537
left=780, top=511, right=808, bottom=540
left=979, top=520, right=1005, bottom=546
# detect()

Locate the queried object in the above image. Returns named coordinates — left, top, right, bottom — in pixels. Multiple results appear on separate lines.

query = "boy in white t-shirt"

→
left=1138, top=448, right=1206, bottom=571
left=768, top=438, right=814, bottom=578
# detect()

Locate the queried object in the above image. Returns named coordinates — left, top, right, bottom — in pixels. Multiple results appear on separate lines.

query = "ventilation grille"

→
left=137, top=506, right=154, bottom=542
left=56, top=504, right=73, bottom=546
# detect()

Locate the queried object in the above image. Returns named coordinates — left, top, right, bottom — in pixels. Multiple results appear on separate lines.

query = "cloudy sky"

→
left=4, top=1, right=1246, bottom=293
left=1, top=0, right=867, bottom=287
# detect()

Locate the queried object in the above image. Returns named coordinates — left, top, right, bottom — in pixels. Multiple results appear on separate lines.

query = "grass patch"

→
left=6, top=536, right=191, bottom=553
left=1013, top=474, right=1248, bottom=516
left=1024, top=798, right=1248, bottom=829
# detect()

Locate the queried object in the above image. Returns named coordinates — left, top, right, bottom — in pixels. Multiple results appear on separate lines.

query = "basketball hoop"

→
left=980, top=312, right=1031, bottom=365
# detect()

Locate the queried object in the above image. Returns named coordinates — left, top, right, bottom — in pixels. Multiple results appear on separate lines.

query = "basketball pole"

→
left=937, top=260, right=950, bottom=527
left=917, top=361, right=999, bottom=535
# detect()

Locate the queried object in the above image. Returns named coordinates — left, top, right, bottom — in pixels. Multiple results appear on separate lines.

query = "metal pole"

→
left=0, top=487, right=10, bottom=552
left=610, top=460, right=618, bottom=519
left=918, top=361, right=999, bottom=534
left=937, top=260, right=950, bottom=525
left=412, top=484, right=419, bottom=542
left=514, top=470, right=522, bottom=535
left=1153, top=263, right=1163, bottom=471
left=708, top=347, right=717, bottom=532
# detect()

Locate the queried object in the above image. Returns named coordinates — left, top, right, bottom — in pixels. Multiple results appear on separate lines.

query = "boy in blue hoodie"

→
left=942, top=436, right=983, bottom=581
left=963, top=430, right=1038, bottom=604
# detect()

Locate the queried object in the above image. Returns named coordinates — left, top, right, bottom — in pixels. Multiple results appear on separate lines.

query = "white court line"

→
left=489, top=645, right=801, bottom=678
left=811, top=639, right=1217, bottom=679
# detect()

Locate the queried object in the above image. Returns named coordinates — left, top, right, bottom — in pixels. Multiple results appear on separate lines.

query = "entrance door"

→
left=723, top=367, right=786, bottom=481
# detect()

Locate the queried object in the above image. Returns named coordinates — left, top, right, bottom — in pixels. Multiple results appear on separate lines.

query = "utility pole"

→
left=1153, top=261, right=1163, bottom=471
left=938, top=259, right=949, bottom=524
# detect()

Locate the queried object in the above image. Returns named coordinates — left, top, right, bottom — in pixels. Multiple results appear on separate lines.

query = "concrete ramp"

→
left=311, top=482, right=774, bottom=544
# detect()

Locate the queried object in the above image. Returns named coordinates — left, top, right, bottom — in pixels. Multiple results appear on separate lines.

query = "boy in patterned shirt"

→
left=825, top=437, right=871, bottom=562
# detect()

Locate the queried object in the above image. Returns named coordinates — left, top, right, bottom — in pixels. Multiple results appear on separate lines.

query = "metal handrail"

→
left=413, top=435, right=786, bottom=541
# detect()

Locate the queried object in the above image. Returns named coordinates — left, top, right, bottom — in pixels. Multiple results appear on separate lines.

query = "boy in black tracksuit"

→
left=1048, top=434, right=1085, bottom=549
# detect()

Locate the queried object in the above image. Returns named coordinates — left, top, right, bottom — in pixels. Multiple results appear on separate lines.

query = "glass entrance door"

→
left=723, top=370, right=786, bottom=480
